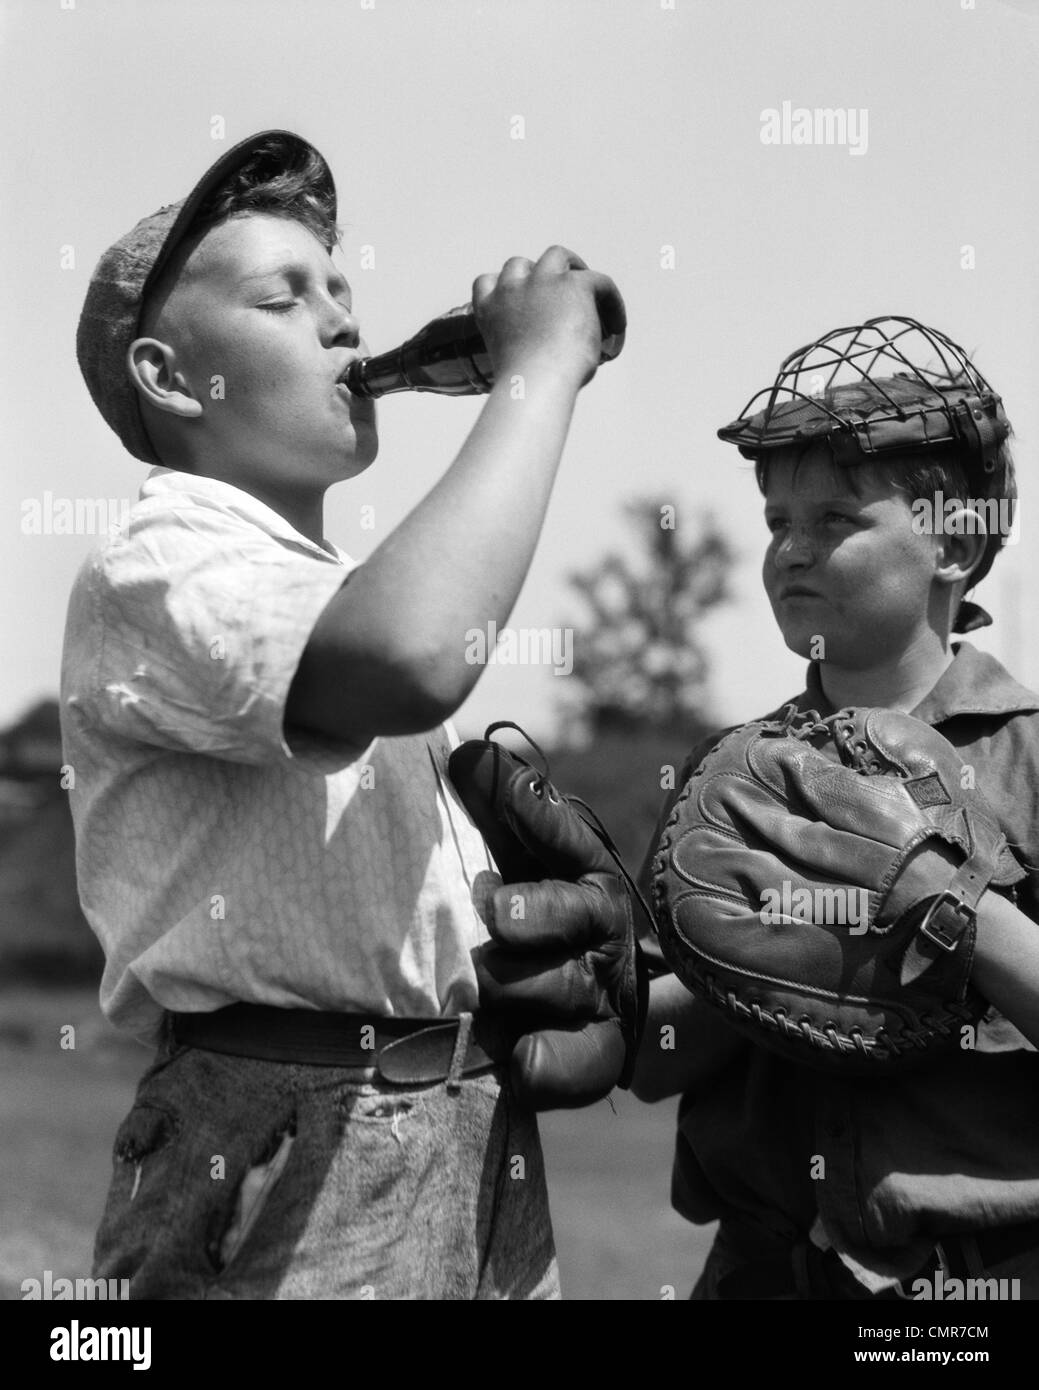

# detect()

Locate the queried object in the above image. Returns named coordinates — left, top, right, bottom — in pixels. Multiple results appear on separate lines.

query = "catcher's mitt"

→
left=652, top=705, right=1025, bottom=1072
left=449, top=723, right=650, bottom=1109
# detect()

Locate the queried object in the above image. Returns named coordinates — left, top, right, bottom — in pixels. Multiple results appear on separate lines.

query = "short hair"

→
left=190, top=136, right=340, bottom=250
left=141, top=137, right=340, bottom=328
left=750, top=377, right=1017, bottom=594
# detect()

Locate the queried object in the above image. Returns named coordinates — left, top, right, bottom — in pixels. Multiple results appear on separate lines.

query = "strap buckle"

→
left=918, top=890, right=976, bottom=953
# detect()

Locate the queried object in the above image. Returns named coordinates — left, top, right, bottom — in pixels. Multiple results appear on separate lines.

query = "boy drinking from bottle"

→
left=63, top=129, right=623, bottom=1299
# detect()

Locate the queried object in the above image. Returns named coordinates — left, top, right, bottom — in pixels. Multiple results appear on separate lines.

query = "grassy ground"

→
left=0, top=985, right=712, bottom=1301
left=540, top=1093, right=714, bottom=1300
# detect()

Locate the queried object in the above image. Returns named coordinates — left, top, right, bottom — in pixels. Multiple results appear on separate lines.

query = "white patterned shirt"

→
left=59, top=466, right=494, bottom=1041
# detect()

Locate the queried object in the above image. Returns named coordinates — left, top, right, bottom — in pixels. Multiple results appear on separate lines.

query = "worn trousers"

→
left=92, top=1035, right=560, bottom=1300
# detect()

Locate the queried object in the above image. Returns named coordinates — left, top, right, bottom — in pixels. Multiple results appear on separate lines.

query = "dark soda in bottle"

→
left=345, top=303, right=623, bottom=399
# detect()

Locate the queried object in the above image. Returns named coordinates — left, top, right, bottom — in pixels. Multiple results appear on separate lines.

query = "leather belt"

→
left=169, top=1004, right=512, bottom=1084
left=714, top=1220, right=1039, bottom=1300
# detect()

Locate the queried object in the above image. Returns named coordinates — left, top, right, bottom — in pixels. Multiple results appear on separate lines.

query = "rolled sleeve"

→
left=80, top=503, right=352, bottom=765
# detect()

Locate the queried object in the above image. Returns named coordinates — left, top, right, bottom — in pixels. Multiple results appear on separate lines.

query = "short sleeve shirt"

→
left=642, top=644, right=1039, bottom=1290
left=59, top=467, right=494, bottom=1041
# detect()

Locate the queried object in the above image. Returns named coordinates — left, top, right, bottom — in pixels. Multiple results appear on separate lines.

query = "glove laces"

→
left=480, top=721, right=658, bottom=937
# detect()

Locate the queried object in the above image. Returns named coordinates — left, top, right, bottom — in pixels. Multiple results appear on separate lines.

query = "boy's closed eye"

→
left=245, top=263, right=353, bottom=317
left=765, top=508, right=862, bottom=532
left=257, top=296, right=355, bottom=316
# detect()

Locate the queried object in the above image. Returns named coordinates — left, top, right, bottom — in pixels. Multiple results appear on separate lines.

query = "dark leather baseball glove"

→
left=651, top=705, right=1025, bottom=1072
left=449, top=723, right=651, bottom=1109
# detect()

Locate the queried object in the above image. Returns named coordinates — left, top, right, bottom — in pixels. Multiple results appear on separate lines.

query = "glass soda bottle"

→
left=345, top=303, right=623, bottom=399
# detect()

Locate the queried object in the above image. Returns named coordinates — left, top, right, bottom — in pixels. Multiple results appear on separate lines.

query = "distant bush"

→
left=547, top=721, right=711, bottom=881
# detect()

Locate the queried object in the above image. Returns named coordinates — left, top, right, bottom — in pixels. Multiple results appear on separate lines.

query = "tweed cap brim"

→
left=76, top=130, right=336, bottom=464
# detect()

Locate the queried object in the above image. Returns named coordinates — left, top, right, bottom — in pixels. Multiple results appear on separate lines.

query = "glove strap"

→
left=900, top=859, right=986, bottom=986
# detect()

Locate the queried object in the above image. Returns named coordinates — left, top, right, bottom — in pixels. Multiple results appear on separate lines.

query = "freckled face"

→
left=155, top=213, right=377, bottom=486
left=761, top=448, right=940, bottom=667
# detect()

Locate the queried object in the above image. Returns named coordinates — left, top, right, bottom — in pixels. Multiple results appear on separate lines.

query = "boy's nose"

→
left=773, top=528, right=814, bottom=568
left=323, top=300, right=361, bottom=348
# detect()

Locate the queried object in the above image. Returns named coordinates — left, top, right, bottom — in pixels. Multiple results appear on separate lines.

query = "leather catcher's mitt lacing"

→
left=769, top=704, right=896, bottom=774
left=695, top=974, right=977, bottom=1061
left=652, top=707, right=982, bottom=1063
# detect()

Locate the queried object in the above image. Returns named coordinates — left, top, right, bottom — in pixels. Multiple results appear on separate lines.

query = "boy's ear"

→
left=934, top=506, right=988, bottom=588
left=127, top=338, right=203, bottom=420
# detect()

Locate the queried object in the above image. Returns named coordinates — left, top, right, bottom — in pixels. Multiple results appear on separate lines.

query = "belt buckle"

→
left=374, top=1014, right=494, bottom=1087
left=918, top=891, right=974, bottom=952
left=375, top=1021, right=456, bottom=1085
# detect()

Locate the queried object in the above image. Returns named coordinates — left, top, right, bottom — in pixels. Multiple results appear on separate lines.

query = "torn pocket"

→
left=210, top=1118, right=297, bottom=1274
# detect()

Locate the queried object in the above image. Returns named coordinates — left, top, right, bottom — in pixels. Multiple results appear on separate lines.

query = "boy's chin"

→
left=780, top=624, right=856, bottom=667
left=777, top=621, right=824, bottom=661
left=336, top=440, right=378, bottom=479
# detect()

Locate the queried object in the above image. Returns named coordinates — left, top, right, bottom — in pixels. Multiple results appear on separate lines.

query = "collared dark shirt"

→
left=642, top=643, right=1039, bottom=1288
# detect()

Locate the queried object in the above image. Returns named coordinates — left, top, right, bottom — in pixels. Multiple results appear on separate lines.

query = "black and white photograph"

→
left=2, top=0, right=1038, bottom=1360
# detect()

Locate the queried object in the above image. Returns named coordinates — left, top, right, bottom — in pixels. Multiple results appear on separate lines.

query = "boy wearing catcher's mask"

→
left=62, top=129, right=625, bottom=1299
left=632, top=318, right=1039, bottom=1300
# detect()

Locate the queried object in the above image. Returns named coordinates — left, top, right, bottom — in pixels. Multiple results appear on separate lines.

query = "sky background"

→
left=3, top=0, right=1039, bottom=743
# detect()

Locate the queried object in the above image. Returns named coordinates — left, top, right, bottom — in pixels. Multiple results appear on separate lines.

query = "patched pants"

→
left=92, top=1036, right=560, bottom=1300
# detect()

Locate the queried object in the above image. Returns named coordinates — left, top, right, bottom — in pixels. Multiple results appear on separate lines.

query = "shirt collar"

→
left=795, top=642, right=1039, bottom=725
left=139, top=466, right=350, bottom=563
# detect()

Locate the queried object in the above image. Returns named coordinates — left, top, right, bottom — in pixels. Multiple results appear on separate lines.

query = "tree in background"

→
left=549, top=499, right=735, bottom=872
left=561, top=499, right=733, bottom=740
